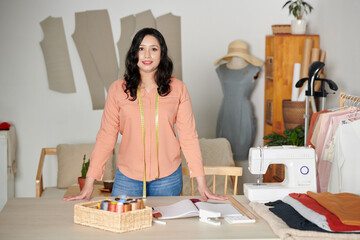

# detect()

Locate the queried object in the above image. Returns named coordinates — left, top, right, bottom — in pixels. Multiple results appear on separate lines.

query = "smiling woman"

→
left=137, top=35, right=161, bottom=80
left=63, top=28, right=228, bottom=203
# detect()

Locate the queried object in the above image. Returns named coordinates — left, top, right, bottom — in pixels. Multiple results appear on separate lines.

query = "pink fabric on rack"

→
left=311, top=108, right=355, bottom=192
left=328, top=119, right=360, bottom=194
left=306, top=110, right=327, bottom=148
left=317, top=109, right=355, bottom=192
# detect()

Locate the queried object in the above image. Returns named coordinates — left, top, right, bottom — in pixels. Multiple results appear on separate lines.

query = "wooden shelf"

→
left=263, top=34, right=319, bottom=182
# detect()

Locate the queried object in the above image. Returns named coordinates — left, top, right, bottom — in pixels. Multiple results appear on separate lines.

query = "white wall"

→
left=0, top=0, right=359, bottom=197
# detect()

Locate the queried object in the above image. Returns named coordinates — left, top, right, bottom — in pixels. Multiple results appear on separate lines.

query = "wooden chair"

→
left=35, top=145, right=117, bottom=198
left=36, top=148, right=57, bottom=198
left=182, top=166, right=242, bottom=196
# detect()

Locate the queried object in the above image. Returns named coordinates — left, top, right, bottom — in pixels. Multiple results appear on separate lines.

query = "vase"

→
left=282, top=100, right=313, bottom=130
left=291, top=19, right=307, bottom=34
left=78, top=177, right=86, bottom=191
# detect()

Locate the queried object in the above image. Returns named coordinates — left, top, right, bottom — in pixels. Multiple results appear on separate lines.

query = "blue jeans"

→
left=111, top=164, right=183, bottom=197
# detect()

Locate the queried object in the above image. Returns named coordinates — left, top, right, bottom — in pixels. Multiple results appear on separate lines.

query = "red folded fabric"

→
left=290, top=193, right=360, bottom=232
left=0, top=122, right=11, bottom=130
left=308, top=191, right=360, bottom=226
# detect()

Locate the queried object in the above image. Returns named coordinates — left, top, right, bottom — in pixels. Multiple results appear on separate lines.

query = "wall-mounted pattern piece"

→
left=73, top=9, right=119, bottom=110
left=156, top=13, right=182, bottom=80
left=40, top=16, right=76, bottom=93
left=117, top=15, right=136, bottom=79
left=134, top=10, right=156, bottom=33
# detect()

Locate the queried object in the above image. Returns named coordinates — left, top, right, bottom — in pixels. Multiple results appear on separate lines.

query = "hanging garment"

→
left=328, top=119, right=360, bottom=194
left=73, top=9, right=119, bottom=110
left=306, top=110, right=328, bottom=147
left=310, top=108, right=355, bottom=192
left=215, top=63, right=260, bottom=160
left=156, top=13, right=182, bottom=80
left=317, top=110, right=355, bottom=192
left=117, top=14, right=136, bottom=79
left=40, top=16, right=75, bottom=93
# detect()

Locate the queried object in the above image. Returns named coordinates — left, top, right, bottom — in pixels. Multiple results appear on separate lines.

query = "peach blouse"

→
left=87, top=78, right=205, bottom=181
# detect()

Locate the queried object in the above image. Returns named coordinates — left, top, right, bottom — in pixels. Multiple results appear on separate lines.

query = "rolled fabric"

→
left=299, top=39, right=314, bottom=95
left=320, top=50, right=326, bottom=62
left=291, top=63, right=301, bottom=101
left=311, top=48, right=321, bottom=62
left=319, top=50, right=327, bottom=75
left=300, top=39, right=314, bottom=78
left=311, top=48, right=321, bottom=92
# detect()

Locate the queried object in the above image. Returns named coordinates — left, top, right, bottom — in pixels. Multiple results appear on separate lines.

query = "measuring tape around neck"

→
left=137, top=86, right=160, bottom=198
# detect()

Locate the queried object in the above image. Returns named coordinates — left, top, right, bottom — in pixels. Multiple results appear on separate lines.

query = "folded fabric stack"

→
left=250, top=191, right=360, bottom=239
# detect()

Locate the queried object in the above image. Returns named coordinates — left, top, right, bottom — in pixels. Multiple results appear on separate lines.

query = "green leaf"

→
left=282, top=0, right=292, bottom=8
left=264, top=124, right=305, bottom=146
left=81, top=154, right=90, bottom=178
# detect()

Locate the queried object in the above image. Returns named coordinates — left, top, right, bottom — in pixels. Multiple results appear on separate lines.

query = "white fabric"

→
left=329, top=119, right=360, bottom=194
left=282, top=195, right=331, bottom=231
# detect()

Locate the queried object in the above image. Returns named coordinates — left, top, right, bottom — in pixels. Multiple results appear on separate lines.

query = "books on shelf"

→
left=153, top=199, right=247, bottom=220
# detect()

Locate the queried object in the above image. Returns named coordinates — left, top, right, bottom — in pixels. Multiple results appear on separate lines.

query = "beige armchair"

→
left=36, top=144, right=117, bottom=198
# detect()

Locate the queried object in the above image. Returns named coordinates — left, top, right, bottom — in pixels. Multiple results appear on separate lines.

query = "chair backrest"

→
left=181, top=138, right=237, bottom=195
left=36, top=144, right=117, bottom=197
left=182, top=166, right=242, bottom=196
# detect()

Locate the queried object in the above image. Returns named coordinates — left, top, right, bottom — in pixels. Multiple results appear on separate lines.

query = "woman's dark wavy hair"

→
left=123, top=28, right=173, bottom=100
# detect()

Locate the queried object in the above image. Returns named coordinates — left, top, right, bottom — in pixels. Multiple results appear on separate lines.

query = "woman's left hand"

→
left=196, top=176, right=229, bottom=201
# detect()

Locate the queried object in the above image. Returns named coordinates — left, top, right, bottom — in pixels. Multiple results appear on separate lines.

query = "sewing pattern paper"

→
left=156, top=13, right=183, bottom=80
left=40, top=16, right=75, bottom=93
left=73, top=9, right=119, bottom=110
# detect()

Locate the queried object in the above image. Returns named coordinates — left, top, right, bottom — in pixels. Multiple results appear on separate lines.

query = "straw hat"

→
left=214, top=40, right=263, bottom=66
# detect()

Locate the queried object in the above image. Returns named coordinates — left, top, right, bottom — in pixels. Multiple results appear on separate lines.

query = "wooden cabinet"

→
left=263, top=34, right=319, bottom=182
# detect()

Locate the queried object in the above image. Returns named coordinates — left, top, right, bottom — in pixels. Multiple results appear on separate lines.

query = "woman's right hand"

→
left=62, top=177, right=95, bottom=201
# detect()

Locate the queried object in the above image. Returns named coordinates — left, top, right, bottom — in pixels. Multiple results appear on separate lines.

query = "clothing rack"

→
left=339, top=91, right=360, bottom=107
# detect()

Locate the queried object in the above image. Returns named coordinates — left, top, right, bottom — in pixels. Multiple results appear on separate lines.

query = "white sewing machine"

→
left=244, top=146, right=317, bottom=203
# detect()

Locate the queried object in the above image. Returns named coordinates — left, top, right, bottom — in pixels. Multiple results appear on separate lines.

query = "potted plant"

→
left=263, top=125, right=305, bottom=146
left=282, top=0, right=313, bottom=34
left=78, top=154, right=90, bottom=191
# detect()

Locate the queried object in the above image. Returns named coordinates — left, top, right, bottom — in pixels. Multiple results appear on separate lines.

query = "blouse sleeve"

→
left=175, top=83, right=205, bottom=178
left=87, top=82, right=120, bottom=180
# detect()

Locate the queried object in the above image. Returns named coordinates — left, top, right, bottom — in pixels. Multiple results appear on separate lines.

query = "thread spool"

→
left=124, top=203, right=131, bottom=212
left=100, top=200, right=110, bottom=211
left=137, top=198, right=145, bottom=209
left=108, top=201, right=118, bottom=212
left=130, top=200, right=140, bottom=211
left=116, top=202, right=124, bottom=213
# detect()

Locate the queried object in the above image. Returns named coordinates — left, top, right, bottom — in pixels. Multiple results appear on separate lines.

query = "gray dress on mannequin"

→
left=216, top=63, right=260, bottom=160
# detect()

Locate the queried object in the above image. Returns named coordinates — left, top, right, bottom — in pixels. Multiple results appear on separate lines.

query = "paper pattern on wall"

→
left=117, top=15, right=136, bottom=79
left=156, top=13, right=183, bottom=80
left=73, top=9, right=119, bottom=110
left=40, top=16, right=75, bottom=93
left=134, top=10, right=156, bottom=33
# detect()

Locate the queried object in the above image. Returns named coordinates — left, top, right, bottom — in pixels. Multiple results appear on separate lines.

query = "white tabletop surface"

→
left=0, top=195, right=279, bottom=240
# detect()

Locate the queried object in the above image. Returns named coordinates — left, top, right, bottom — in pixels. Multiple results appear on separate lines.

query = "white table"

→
left=0, top=196, right=279, bottom=240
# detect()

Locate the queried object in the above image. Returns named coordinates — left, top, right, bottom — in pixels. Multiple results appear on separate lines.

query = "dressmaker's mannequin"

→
left=226, top=56, right=248, bottom=70
left=214, top=40, right=263, bottom=160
